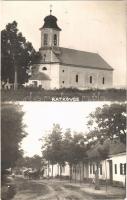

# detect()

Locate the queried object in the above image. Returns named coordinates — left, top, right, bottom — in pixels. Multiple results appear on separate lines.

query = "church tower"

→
left=39, top=8, right=61, bottom=48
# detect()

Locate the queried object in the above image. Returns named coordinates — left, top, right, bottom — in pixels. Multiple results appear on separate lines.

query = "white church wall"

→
left=50, top=63, right=60, bottom=89
left=38, top=63, right=60, bottom=89
left=59, top=64, right=113, bottom=89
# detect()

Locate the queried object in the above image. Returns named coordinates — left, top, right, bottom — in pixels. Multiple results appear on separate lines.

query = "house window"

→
left=42, top=67, right=47, bottom=70
left=54, top=34, right=57, bottom=46
left=44, top=34, right=48, bottom=46
left=100, top=164, right=102, bottom=175
left=76, top=75, right=78, bottom=83
left=90, top=76, right=92, bottom=84
left=115, top=164, right=117, bottom=174
left=90, top=164, right=92, bottom=174
left=120, top=163, right=126, bottom=175
left=102, top=77, right=105, bottom=84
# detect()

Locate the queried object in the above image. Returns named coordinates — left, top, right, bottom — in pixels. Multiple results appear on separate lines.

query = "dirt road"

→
left=12, top=177, right=94, bottom=200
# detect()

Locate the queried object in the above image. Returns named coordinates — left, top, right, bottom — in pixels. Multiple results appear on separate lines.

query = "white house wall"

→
left=87, top=153, right=126, bottom=186
left=108, top=153, right=126, bottom=186
left=46, top=163, right=70, bottom=177
left=59, top=64, right=113, bottom=89
left=72, top=162, right=89, bottom=181
left=28, top=79, right=50, bottom=89
left=88, top=160, right=110, bottom=180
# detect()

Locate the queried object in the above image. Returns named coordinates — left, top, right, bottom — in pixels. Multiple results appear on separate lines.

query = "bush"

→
left=1, top=88, right=126, bottom=101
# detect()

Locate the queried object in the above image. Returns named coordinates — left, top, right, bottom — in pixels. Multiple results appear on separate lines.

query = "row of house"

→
left=44, top=139, right=126, bottom=187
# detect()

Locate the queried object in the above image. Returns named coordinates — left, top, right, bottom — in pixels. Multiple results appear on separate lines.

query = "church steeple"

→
left=40, top=8, right=61, bottom=48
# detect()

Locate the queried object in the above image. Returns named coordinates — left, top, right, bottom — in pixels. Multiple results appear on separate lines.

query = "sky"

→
left=20, top=102, right=110, bottom=157
left=1, top=1, right=126, bottom=87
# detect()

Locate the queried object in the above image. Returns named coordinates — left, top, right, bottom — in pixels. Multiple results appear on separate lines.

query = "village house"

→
left=28, top=10, right=113, bottom=89
left=71, top=139, right=126, bottom=187
left=44, top=163, right=70, bottom=178
left=45, top=139, right=126, bottom=188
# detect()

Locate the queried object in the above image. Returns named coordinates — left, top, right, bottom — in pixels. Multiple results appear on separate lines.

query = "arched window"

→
left=54, top=34, right=57, bottom=46
left=44, top=34, right=48, bottom=46
left=76, top=75, right=78, bottom=83
left=42, top=67, right=47, bottom=70
left=90, top=76, right=92, bottom=84
left=102, top=77, right=105, bottom=84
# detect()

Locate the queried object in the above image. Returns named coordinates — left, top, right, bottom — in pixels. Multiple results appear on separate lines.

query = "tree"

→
left=41, top=124, right=64, bottom=177
left=1, top=21, right=37, bottom=86
left=1, top=103, right=27, bottom=173
left=87, top=103, right=126, bottom=190
left=87, top=103, right=126, bottom=144
left=62, top=130, right=87, bottom=182
left=16, top=155, right=43, bottom=170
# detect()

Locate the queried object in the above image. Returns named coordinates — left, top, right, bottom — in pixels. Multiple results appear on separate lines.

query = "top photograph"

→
left=1, top=1, right=126, bottom=101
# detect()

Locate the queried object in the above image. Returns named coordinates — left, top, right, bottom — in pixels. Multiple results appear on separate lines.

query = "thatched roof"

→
left=87, top=139, right=125, bottom=160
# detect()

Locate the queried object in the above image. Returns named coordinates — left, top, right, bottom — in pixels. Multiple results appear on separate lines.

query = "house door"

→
left=108, top=160, right=113, bottom=184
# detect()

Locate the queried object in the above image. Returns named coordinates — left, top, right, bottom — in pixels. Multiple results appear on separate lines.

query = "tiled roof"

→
left=108, top=140, right=126, bottom=155
left=29, top=72, right=50, bottom=81
left=35, top=47, right=113, bottom=71
left=56, top=47, right=113, bottom=70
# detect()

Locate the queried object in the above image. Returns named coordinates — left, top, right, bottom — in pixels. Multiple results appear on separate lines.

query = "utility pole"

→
left=13, top=54, right=18, bottom=90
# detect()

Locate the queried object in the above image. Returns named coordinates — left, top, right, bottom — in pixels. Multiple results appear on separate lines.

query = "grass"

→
left=14, top=177, right=49, bottom=196
left=1, top=88, right=126, bottom=101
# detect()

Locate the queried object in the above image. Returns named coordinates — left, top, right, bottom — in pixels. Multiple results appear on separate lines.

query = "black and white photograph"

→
left=1, top=1, right=126, bottom=101
left=1, top=102, right=126, bottom=199
left=1, top=1, right=126, bottom=200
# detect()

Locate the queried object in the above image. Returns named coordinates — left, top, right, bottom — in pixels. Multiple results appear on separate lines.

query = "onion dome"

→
left=40, top=14, right=61, bottom=31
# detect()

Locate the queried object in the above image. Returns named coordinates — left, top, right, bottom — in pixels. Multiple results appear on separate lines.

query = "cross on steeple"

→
left=50, top=4, right=52, bottom=15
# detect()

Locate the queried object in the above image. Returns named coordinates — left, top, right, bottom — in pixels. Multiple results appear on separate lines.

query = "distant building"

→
left=28, top=10, right=113, bottom=89
left=44, top=163, right=70, bottom=178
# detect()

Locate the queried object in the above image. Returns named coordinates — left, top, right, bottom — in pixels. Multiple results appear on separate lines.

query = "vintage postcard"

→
left=1, top=1, right=126, bottom=200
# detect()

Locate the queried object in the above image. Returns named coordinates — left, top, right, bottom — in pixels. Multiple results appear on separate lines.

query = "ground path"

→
left=12, top=176, right=94, bottom=200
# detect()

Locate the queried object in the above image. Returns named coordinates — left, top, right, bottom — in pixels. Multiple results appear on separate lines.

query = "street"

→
left=12, top=176, right=94, bottom=200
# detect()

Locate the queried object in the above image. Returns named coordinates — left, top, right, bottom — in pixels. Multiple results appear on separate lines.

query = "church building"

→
left=28, top=10, right=113, bottom=89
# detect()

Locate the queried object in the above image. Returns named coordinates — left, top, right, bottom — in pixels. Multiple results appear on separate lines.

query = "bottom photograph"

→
left=1, top=102, right=126, bottom=200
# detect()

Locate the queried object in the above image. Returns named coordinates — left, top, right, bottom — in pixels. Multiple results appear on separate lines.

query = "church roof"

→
left=35, top=47, right=113, bottom=71
left=29, top=72, right=50, bottom=81
left=55, top=47, right=113, bottom=71
left=40, top=14, right=61, bottom=31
